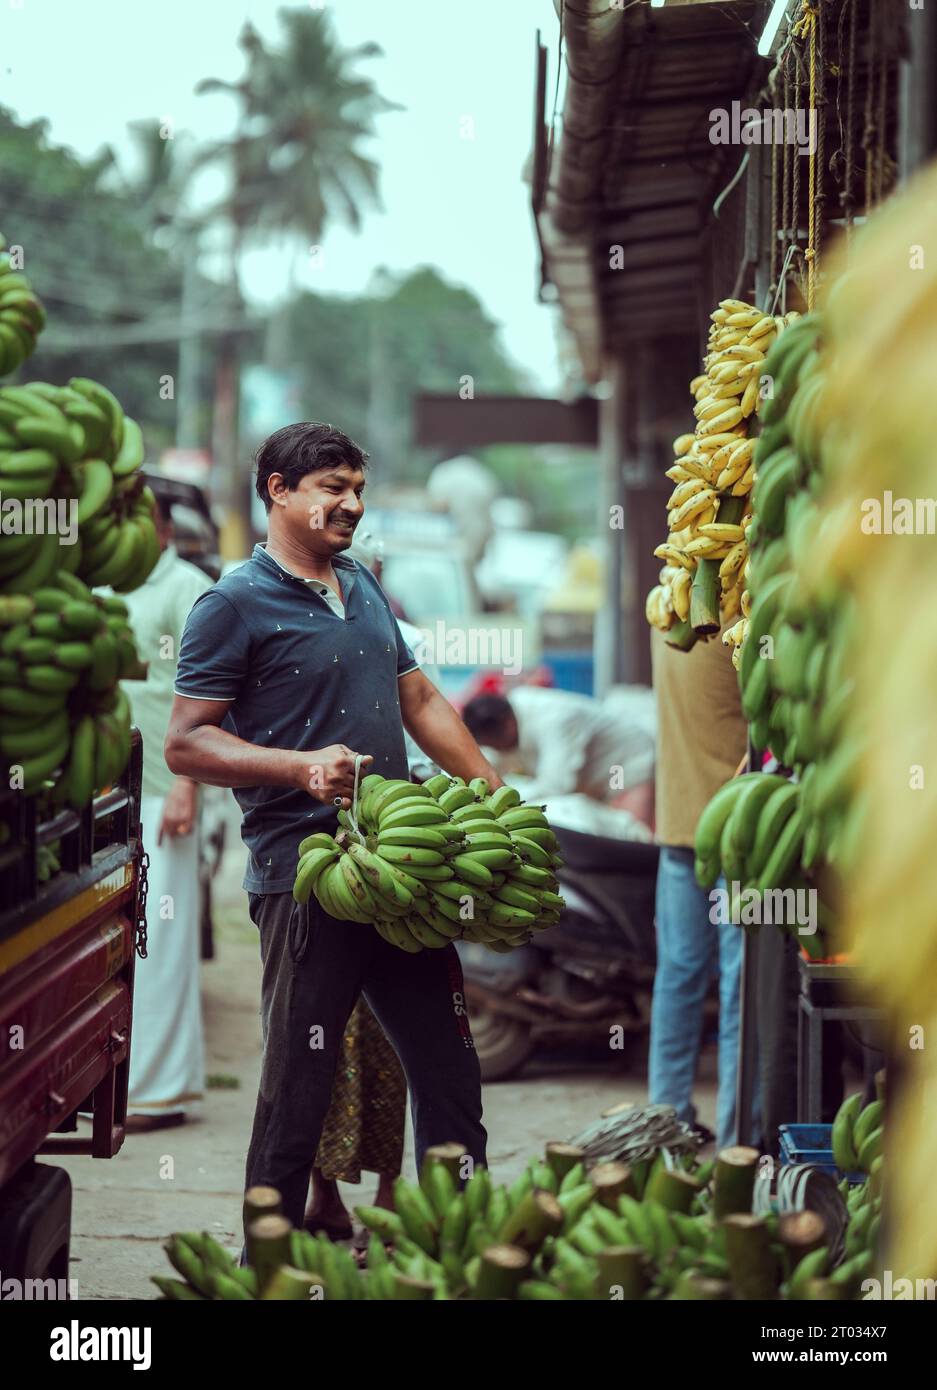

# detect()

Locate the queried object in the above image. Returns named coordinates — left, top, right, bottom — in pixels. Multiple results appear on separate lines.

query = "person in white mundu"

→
left=120, top=489, right=213, bottom=1130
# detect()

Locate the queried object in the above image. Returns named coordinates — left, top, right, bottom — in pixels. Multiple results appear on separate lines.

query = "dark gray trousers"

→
left=243, top=892, right=487, bottom=1233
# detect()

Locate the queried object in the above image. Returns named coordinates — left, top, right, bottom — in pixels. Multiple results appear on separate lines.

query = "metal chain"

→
left=135, top=845, right=150, bottom=959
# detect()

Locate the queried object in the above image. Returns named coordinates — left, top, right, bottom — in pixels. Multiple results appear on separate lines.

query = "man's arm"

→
left=398, top=670, right=504, bottom=788
left=164, top=695, right=370, bottom=807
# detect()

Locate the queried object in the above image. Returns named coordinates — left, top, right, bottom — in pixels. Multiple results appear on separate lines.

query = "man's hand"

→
left=292, top=745, right=374, bottom=809
left=158, top=777, right=198, bottom=846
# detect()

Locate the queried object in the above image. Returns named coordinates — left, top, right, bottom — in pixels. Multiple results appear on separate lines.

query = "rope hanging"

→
left=792, top=1, right=819, bottom=309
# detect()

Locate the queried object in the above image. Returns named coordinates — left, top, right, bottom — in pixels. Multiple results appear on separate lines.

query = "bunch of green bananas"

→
left=153, top=1232, right=259, bottom=1301
left=159, top=1138, right=884, bottom=1302
left=0, top=236, right=45, bottom=376
left=692, top=771, right=832, bottom=958
left=831, top=1092, right=885, bottom=1176
left=837, top=1152, right=885, bottom=1273
left=0, top=377, right=158, bottom=594
left=0, top=574, right=141, bottom=803
left=535, top=1145, right=881, bottom=1301
left=290, top=772, right=565, bottom=953
left=354, top=1143, right=593, bottom=1299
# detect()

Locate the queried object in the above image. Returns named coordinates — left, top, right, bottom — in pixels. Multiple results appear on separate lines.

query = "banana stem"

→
left=243, top=1186, right=282, bottom=1231
left=690, top=494, right=749, bottom=634
left=589, top=1160, right=637, bottom=1209
left=712, top=1146, right=759, bottom=1219
left=260, top=1265, right=322, bottom=1300
left=664, top=618, right=699, bottom=652
left=421, top=1142, right=467, bottom=1185
left=690, top=559, right=722, bottom=633
left=724, top=1213, right=778, bottom=1299
left=245, top=1214, right=293, bottom=1295
left=643, top=1165, right=701, bottom=1213
left=595, top=1246, right=646, bottom=1300
left=672, top=1272, right=732, bottom=1300
left=779, top=1211, right=826, bottom=1281
left=497, top=1190, right=564, bottom=1251
left=544, top=1142, right=585, bottom=1183
left=392, top=1274, right=435, bottom=1300
left=471, top=1244, right=530, bottom=1300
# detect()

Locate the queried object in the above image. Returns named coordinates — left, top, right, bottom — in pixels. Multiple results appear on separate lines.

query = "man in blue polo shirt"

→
left=166, top=422, right=502, bottom=1233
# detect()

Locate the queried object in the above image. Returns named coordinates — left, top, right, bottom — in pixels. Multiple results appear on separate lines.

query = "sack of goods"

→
left=291, top=773, right=566, bottom=954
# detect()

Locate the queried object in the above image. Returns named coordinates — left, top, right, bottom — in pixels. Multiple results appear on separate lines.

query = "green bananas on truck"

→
left=0, top=229, right=154, bottom=825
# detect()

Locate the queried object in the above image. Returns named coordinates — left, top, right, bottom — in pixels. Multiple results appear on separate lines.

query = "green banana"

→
left=23, top=664, right=79, bottom=693
left=486, top=785, right=521, bottom=815
left=857, top=1127, right=883, bottom=1173
left=293, top=846, right=341, bottom=903
left=831, top=1092, right=863, bottom=1172
left=747, top=781, right=800, bottom=879
left=788, top=1245, right=829, bottom=1300
left=755, top=808, right=804, bottom=893
left=377, top=825, right=448, bottom=850
left=61, top=714, right=96, bottom=808
left=438, top=784, right=477, bottom=813
left=394, top=1180, right=438, bottom=1255
left=0, top=530, right=59, bottom=593
left=75, top=458, right=114, bottom=525
left=693, top=773, right=761, bottom=883
left=853, top=1101, right=885, bottom=1153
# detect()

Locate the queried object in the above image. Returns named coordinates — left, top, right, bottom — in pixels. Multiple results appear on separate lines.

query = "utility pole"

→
left=176, top=223, right=203, bottom=449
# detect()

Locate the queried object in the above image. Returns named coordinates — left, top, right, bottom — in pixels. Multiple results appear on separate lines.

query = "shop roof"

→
left=538, top=0, right=765, bottom=381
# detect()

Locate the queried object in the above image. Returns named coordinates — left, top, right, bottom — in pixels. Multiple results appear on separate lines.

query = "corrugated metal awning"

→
left=538, top=0, right=765, bottom=380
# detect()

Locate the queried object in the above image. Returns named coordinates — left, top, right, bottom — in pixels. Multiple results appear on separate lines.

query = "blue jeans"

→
left=648, top=845, right=759, bottom=1151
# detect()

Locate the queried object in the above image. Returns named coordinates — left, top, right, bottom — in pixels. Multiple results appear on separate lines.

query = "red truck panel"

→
left=0, top=978, right=130, bottom=1190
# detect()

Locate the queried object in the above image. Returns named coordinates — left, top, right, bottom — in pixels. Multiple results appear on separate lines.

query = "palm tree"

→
left=198, top=12, right=400, bottom=256
left=195, top=10, right=401, bottom=545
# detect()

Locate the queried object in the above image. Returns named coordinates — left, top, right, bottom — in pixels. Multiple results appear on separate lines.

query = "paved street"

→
left=54, top=849, right=717, bottom=1301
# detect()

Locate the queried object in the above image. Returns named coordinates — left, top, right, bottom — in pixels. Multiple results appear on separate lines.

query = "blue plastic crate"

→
left=779, top=1124, right=864, bottom=1183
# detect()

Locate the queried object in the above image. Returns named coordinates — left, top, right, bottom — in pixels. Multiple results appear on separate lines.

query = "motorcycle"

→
left=457, top=826, right=660, bottom=1081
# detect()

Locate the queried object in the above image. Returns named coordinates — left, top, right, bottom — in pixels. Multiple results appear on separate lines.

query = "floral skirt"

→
left=315, top=995, right=407, bottom=1183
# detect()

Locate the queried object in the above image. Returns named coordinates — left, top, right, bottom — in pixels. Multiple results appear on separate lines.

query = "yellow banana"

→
left=665, top=477, right=706, bottom=510
left=697, top=523, right=745, bottom=544
left=740, top=373, right=760, bottom=417
left=669, top=489, right=717, bottom=531
left=672, top=433, right=695, bottom=457
left=698, top=405, right=744, bottom=436
left=695, top=396, right=730, bottom=422
left=721, top=343, right=763, bottom=362
left=683, top=536, right=731, bottom=558
left=652, top=543, right=694, bottom=571
left=748, top=314, right=776, bottom=340
left=677, top=452, right=715, bottom=481
left=671, top=568, right=692, bottom=622
left=696, top=429, right=745, bottom=453
left=718, top=540, right=748, bottom=580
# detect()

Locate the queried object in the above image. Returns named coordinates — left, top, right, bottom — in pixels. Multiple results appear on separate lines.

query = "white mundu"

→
left=127, top=794, right=205, bottom=1117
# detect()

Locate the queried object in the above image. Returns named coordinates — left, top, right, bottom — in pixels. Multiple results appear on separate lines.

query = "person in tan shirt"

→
left=649, top=626, right=750, bottom=1148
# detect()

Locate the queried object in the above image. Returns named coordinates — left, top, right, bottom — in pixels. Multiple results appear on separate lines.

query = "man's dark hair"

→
left=461, top=694, right=514, bottom=746
left=254, top=422, right=370, bottom=512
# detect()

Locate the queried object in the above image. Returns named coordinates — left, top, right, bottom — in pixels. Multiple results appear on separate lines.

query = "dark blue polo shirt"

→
left=174, top=543, right=417, bottom=893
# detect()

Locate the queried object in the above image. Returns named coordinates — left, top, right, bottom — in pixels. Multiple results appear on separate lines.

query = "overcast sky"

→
left=1, top=0, right=565, bottom=391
